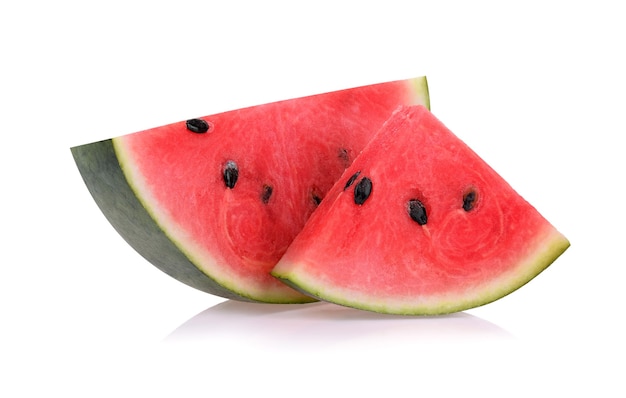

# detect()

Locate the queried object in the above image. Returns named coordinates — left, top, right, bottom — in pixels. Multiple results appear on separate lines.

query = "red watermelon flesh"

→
left=272, top=105, right=570, bottom=314
left=72, top=77, right=430, bottom=303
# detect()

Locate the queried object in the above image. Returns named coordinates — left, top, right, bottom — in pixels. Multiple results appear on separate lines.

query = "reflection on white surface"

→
left=164, top=300, right=512, bottom=347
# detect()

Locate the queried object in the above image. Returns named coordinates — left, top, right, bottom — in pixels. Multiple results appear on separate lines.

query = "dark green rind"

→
left=71, top=139, right=259, bottom=302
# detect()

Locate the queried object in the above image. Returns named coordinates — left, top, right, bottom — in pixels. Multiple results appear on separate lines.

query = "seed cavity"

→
left=354, top=177, right=372, bottom=205
left=338, top=148, right=350, bottom=166
left=186, top=118, right=210, bottom=133
left=463, top=190, right=477, bottom=211
left=223, top=161, right=239, bottom=189
left=408, top=199, right=428, bottom=225
left=344, top=171, right=361, bottom=191
left=261, top=184, right=273, bottom=204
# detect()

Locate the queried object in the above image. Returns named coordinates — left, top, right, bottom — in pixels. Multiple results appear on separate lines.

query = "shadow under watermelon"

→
left=164, top=299, right=513, bottom=347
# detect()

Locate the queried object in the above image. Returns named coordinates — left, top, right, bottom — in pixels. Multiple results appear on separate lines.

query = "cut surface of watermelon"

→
left=72, top=77, right=430, bottom=303
left=272, top=105, right=570, bottom=314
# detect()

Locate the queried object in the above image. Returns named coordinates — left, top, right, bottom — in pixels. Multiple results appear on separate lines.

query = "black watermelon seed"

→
left=408, top=199, right=428, bottom=225
left=261, top=184, right=273, bottom=204
left=186, top=118, right=210, bottom=133
left=354, top=177, right=372, bottom=205
left=223, top=161, right=239, bottom=189
left=463, top=190, right=477, bottom=211
left=312, top=193, right=322, bottom=206
left=344, top=171, right=361, bottom=191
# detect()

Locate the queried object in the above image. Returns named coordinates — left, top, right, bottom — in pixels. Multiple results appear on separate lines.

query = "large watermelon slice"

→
left=272, top=105, right=570, bottom=314
left=71, top=77, right=430, bottom=303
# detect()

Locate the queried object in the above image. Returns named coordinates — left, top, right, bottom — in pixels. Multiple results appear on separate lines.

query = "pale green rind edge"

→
left=273, top=231, right=570, bottom=315
left=412, top=76, right=431, bottom=111
left=71, top=139, right=268, bottom=302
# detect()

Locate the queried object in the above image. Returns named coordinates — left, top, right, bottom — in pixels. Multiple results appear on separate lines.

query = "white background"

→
left=2, top=1, right=624, bottom=396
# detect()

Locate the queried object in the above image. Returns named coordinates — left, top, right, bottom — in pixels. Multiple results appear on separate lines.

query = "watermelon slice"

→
left=71, top=77, right=430, bottom=303
left=272, top=105, right=570, bottom=314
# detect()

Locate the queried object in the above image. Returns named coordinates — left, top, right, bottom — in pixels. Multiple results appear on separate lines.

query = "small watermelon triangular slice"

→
left=272, top=105, right=570, bottom=314
left=71, top=77, right=429, bottom=303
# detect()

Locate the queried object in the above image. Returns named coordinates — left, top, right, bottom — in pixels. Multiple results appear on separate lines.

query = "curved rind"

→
left=274, top=231, right=570, bottom=315
left=71, top=140, right=262, bottom=302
